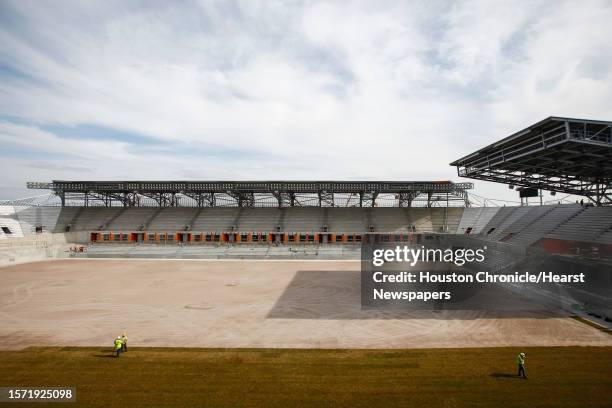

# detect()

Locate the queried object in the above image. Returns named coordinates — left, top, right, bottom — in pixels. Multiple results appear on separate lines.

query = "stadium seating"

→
left=53, top=206, right=81, bottom=232
left=477, top=207, right=515, bottom=237
left=455, top=207, right=500, bottom=235
left=482, top=206, right=533, bottom=241
left=235, top=208, right=281, bottom=231
left=442, top=207, right=464, bottom=233
left=281, top=208, right=324, bottom=232
left=327, top=208, right=369, bottom=232
left=429, top=208, right=448, bottom=233
left=599, top=227, right=612, bottom=245
left=191, top=208, right=241, bottom=231
left=369, top=208, right=411, bottom=232
left=498, top=205, right=554, bottom=241
left=546, top=207, right=612, bottom=244
left=410, top=209, right=434, bottom=232
left=70, top=207, right=125, bottom=231
left=147, top=208, right=199, bottom=231
left=34, top=206, right=462, bottom=236
left=2, top=203, right=611, bottom=254
left=506, top=205, right=583, bottom=246
left=106, top=207, right=160, bottom=230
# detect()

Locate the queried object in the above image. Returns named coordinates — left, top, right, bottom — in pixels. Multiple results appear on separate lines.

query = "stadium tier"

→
left=1, top=203, right=611, bottom=252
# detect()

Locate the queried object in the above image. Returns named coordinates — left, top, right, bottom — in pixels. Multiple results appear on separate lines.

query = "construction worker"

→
left=121, top=333, right=128, bottom=352
left=516, top=352, right=527, bottom=378
left=114, top=336, right=123, bottom=358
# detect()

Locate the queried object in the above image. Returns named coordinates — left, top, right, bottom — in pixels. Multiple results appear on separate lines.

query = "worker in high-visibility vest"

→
left=114, top=336, right=123, bottom=357
left=121, top=333, right=128, bottom=352
left=516, top=352, right=526, bottom=378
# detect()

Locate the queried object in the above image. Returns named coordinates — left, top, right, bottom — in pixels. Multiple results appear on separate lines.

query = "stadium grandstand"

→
left=2, top=181, right=471, bottom=246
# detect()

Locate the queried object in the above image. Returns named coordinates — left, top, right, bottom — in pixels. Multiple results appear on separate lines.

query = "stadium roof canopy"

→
left=450, top=117, right=612, bottom=206
left=26, top=180, right=473, bottom=208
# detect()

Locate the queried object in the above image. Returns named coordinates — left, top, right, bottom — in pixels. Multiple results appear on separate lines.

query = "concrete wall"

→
left=13, top=206, right=62, bottom=234
left=0, top=205, right=63, bottom=238
left=0, top=232, right=84, bottom=267
left=0, top=205, right=24, bottom=239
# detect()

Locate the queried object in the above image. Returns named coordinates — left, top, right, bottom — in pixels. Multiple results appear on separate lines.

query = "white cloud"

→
left=0, top=122, right=133, bottom=161
left=0, top=0, right=610, bottom=203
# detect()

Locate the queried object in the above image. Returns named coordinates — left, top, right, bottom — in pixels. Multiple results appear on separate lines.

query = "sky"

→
left=1, top=0, right=611, bottom=204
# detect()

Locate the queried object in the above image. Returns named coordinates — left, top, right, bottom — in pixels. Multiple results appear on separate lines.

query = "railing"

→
left=27, top=180, right=473, bottom=193
left=459, top=124, right=567, bottom=172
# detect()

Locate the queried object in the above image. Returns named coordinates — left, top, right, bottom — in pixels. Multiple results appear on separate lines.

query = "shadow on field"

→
left=490, top=373, right=519, bottom=378
left=93, top=348, right=118, bottom=358
left=267, top=270, right=559, bottom=320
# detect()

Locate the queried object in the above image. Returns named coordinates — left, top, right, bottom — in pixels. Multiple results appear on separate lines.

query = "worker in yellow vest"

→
left=516, top=352, right=526, bottom=378
left=114, top=336, right=123, bottom=358
left=121, top=333, right=128, bottom=352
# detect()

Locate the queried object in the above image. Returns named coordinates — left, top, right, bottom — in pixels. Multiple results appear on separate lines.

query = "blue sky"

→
left=1, top=0, right=611, bottom=203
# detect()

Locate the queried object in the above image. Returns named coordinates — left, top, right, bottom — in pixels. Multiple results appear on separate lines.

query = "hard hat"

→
left=117, top=336, right=121, bottom=339
left=520, top=353, right=525, bottom=357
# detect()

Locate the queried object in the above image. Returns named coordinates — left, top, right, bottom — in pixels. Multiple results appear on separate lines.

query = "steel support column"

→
left=318, top=191, right=334, bottom=207
left=398, top=192, right=418, bottom=208
left=359, top=191, right=378, bottom=207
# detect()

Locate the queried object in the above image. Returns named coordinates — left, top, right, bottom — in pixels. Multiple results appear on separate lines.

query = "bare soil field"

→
left=1, top=259, right=610, bottom=350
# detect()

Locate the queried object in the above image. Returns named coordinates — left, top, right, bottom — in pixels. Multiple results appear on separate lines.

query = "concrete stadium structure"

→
left=2, top=202, right=610, bottom=248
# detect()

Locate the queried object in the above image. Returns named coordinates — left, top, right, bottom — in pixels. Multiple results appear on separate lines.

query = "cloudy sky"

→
left=1, top=0, right=611, bottom=203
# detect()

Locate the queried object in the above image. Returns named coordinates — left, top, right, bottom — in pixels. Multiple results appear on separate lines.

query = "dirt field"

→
left=1, top=259, right=611, bottom=350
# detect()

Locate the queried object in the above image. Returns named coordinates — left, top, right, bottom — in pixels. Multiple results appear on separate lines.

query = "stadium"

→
left=3, top=0, right=612, bottom=404
left=1, top=117, right=611, bottom=406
